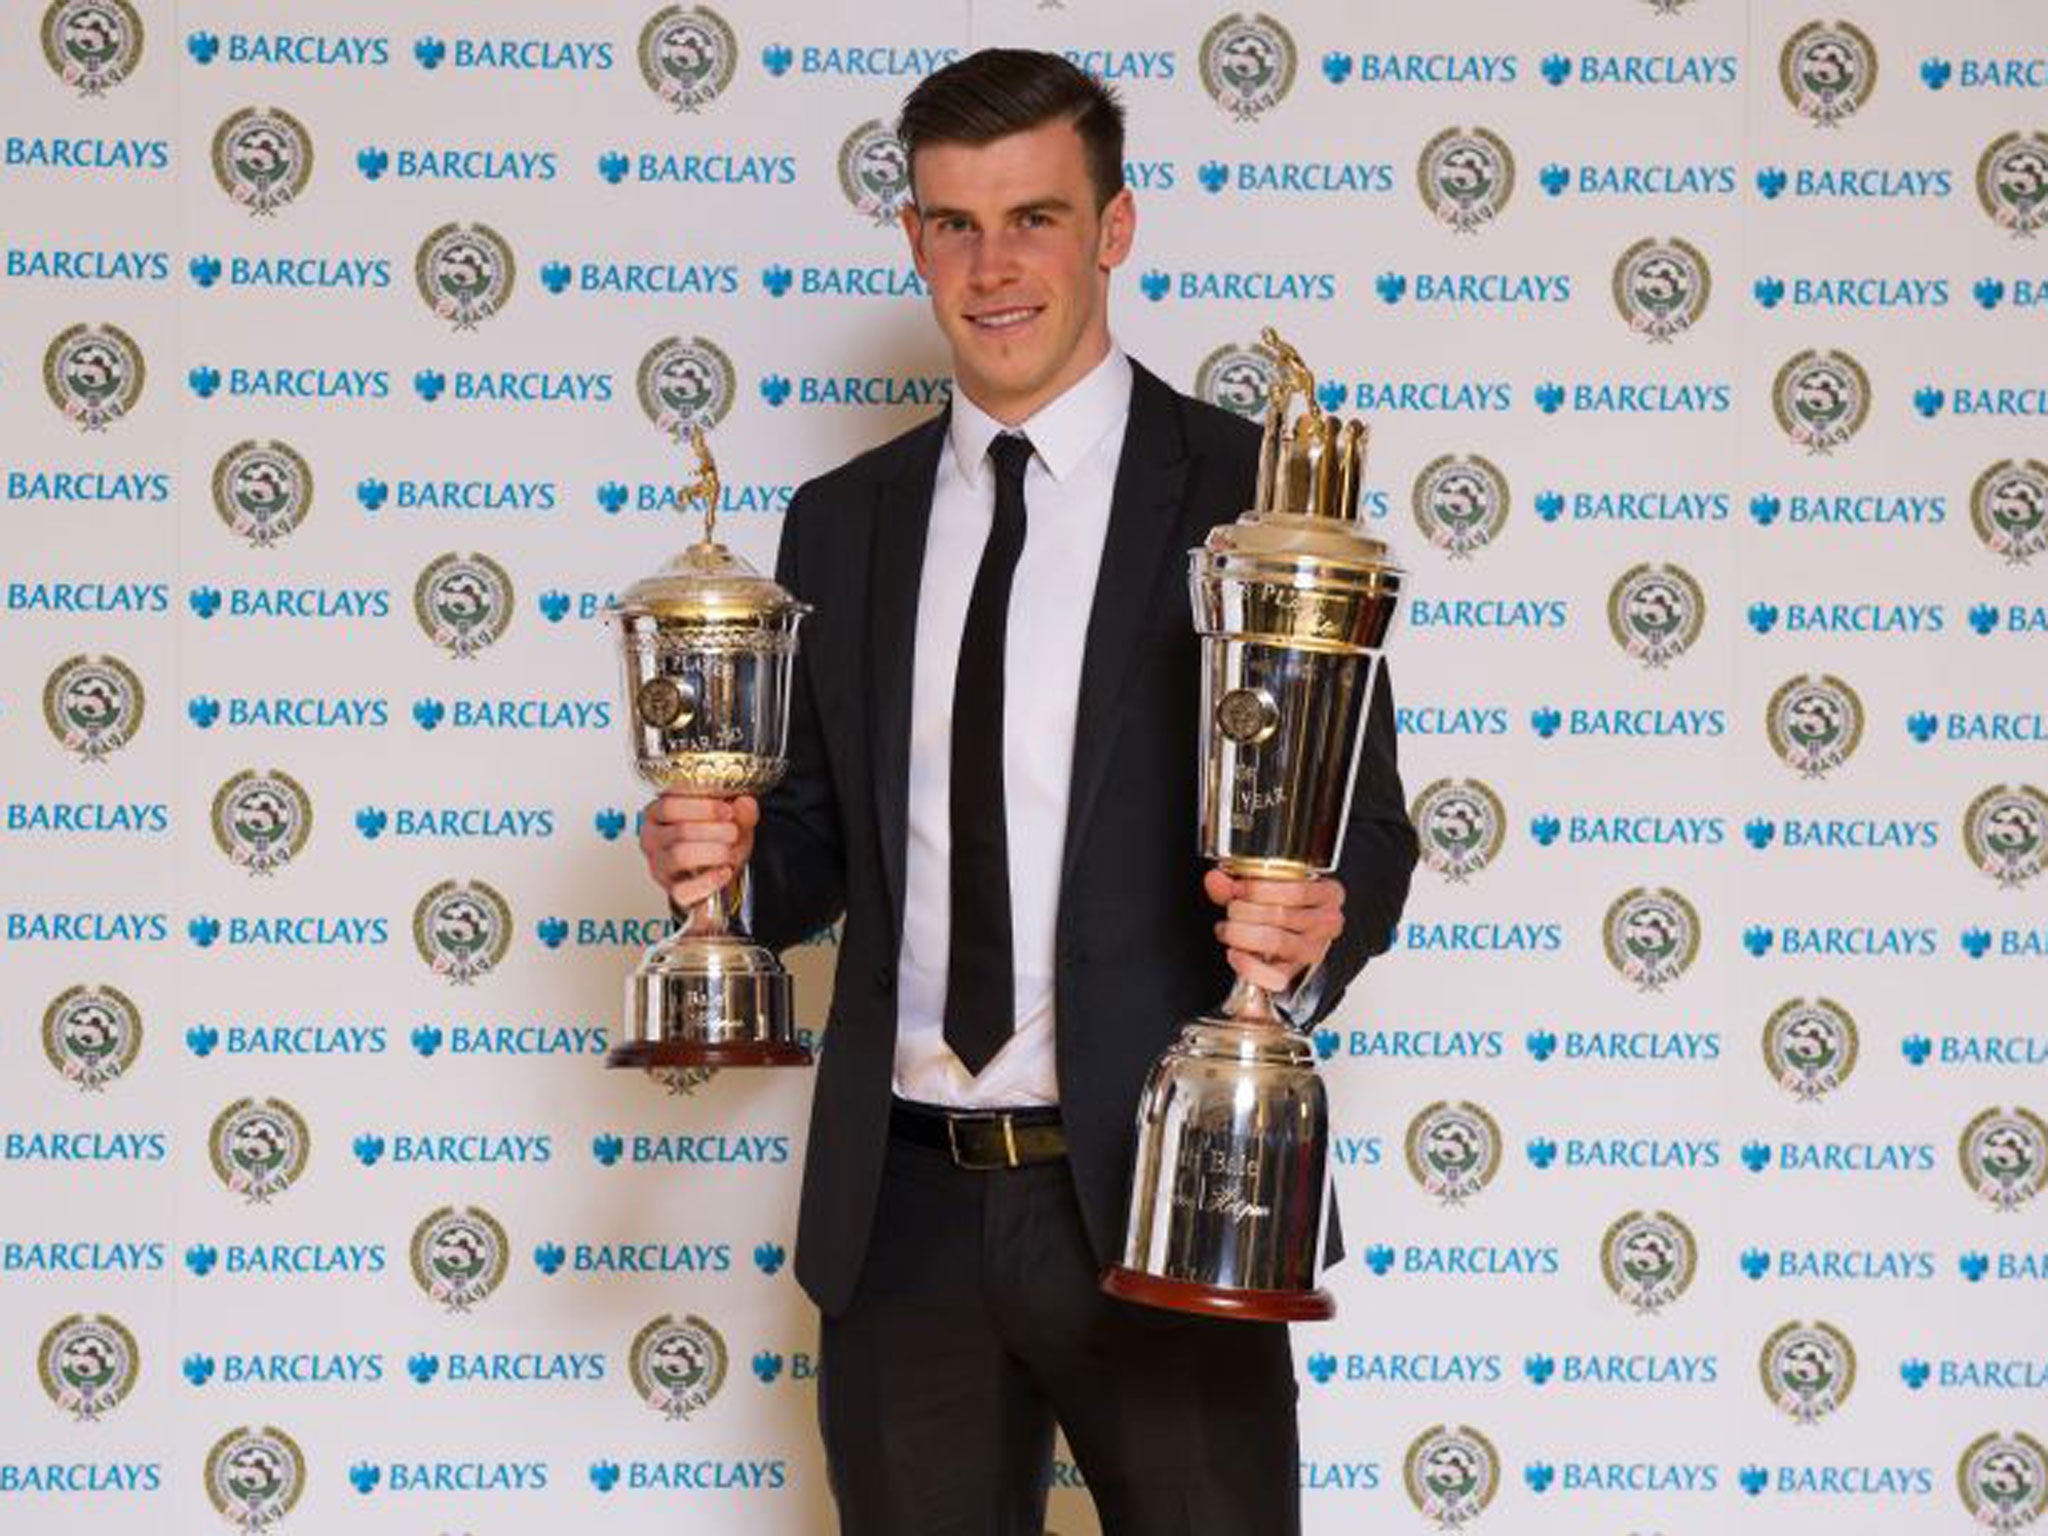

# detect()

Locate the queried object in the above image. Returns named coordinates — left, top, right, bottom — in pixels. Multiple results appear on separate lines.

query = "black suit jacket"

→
left=746, top=359, right=1418, bottom=1317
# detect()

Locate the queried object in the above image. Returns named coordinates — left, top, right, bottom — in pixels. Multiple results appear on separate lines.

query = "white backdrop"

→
left=2, top=2, right=2045, bottom=1533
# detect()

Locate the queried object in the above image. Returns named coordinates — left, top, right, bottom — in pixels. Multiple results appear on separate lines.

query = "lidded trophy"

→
left=1102, top=330, right=1404, bottom=1320
left=606, top=428, right=811, bottom=1072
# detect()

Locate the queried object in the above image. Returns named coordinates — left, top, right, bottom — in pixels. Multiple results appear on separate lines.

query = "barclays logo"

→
left=557, top=1243, right=731, bottom=1275
left=201, top=1351, right=385, bottom=1384
left=1921, top=385, right=2048, bottom=418
left=1528, top=1137, right=1720, bottom=1170
left=1540, top=380, right=1732, bottom=414
left=192, top=367, right=389, bottom=400
left=190, top=696, right=389, bottom=730
left=1544, top=52, right=1737, bottom=86
left=412, top=1352, right=607, bottom=1384
left=6, top=911, right=168, bottom=943
left=1533, top=706, right=1726, bottom=738
left=1761, top=1140, right=1938, bottom=1173
left=415, top=370, right=613, bottom=404
left=1552, top=161, right=1736, bottom=197
left=1745, top=601, right=1945, bottom=634
left=188, top=584, right=390, bottom=620
left=1198, top=160, right=1394, bottom=195
left=353, top=1461, right=549, bottom=1493
left=192, top=917, right=389, bottom=948
left=1140, top=269, right=1338, bottom=303
left=364, top=478, right=557, bottom=513
left=1407, top=598, right=1568, bottom=631
left=3, top=136, right=170, bottom=171
left=600, top=480, right=792, bottom=515
left=1064, top=48, right=1175, bottom=82
left=1917, top=1033, right=2048, bottom=1066
left=191, top=1242, right=387, bottom=1276
left=355, top=146, right=557, bottom=181
left=1540, top=489, right=1728, bottom=523
left=1921, top=56, right=2048, bottom=89
left=598, top=150, right=795, bottom=186
left=1754, top=275, right=1948, bottom=309
left=591, top=1459, right=789, bottom=1492
left=190, top=254, right=390, bottom=290
left=763, top=43, right=958, bottom=77
left=1918, top=1359, right=2048, bottom=1390
left=5, top=248, right=168, bottom=283
left=5, top=801, right=168, bottom=835
left=6, top=470, right=171, bottom=503
left=1919, top=711, right=2048, bottom=743
left=3, top=1130, right=167, bottom=1162
left=1528, top=1030, right=1721, bottom=1062
left=1394, top=705, right=1510, bottom=736
left=759, top=373, right=949, bottom=409
left=1758, top=1247, right=1936, bottom=1281
left=1396, top=922, right=1564, bottom=954
left=417, top=37, right=612, bottom=70
left=6, top=580, right=167, bottom=613
left=189, top=32, right=390, bottom=66
left=1370, top=1243, right=1562, bottom=1276
left=357, top=807, right=556, bottom=839
left=410, top=1023, right=609, bottom=1057
left=2, top=1240, right=165, bottom=1273
left=1529, top=1353, right=1718, bottom=1386
left=1315, top=1352, right=1501, bottom=1384
left=1765, top=925, right=1939, bottom=958
left=353, top=1133, right=551, bottom=1166
left=544, top=261, right=739, bottom=297
left=1533, top=815, right=1725, bottom=847
left=1749, top=817, right=1939, bottom=850
left=760, top=264, right=926, bottom=299
left=1328, top=51, right=1517, bottom=85
left=1758, top=1466, right=1935, bottom=1497
left=0, top=1465, right=161, bottom=1492
left=1377, top=271, right=1570, bottom=306
left=1343, top=379, right=1511, bottom=412
left=1323, top=1028, right=1503, bottom=1059
left=1760, top=165, right=1954, bottom=199
left=602, top=1134, right=792, bottom=1166
left=411, top=698, right=611, bottom=730
left=1752, top=492, right=1948, bottom=526
left=190, top=1023, right=387, bottom=1056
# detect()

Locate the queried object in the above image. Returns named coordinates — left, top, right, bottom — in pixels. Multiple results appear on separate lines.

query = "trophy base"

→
left=608, top=931, right=811, bottom=1070
left=1100, top=1265, right=1335, bottom=1323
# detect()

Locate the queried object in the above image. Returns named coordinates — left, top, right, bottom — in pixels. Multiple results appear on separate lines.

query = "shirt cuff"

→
left=1274, top=961, right=1326, bottom=1029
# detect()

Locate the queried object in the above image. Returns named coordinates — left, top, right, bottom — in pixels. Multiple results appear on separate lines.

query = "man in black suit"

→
left=641, top=49, right=1416, bottom=1536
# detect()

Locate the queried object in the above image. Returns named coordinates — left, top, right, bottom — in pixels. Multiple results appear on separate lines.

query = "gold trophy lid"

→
left=1198, top=329, right=1403, bottom=582
left=612, top=429, right=806, bottom=624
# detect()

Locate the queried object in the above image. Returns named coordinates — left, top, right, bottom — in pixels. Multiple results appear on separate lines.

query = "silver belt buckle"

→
left=946, top=1112, right=1019, bottom=1170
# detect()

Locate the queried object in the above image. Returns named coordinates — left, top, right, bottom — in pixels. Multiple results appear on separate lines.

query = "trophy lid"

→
left=611, top=428, right=807, bottom=625
left=1196, top=328, right=1403, bottom=585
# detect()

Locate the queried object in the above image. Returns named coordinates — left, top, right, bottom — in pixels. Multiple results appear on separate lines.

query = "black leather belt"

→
left=890, top=1098, right=1067, bottom=1171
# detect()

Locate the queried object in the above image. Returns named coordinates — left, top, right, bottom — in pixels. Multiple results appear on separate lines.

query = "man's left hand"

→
left=1204, top=870, right=1345, bottom=993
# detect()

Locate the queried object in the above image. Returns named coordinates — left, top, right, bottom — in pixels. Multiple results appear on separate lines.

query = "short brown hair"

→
left=897, top=48, right=1125, bottom=209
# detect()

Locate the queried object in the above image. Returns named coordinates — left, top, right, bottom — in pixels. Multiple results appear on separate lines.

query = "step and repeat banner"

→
left=2, top=1, right=2044, bottom=1532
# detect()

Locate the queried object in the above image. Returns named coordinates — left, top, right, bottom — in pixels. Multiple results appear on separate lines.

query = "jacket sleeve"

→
left=1303, top=656, right=1417, bottom=1024
left=745, top=484, right=851, bottom=952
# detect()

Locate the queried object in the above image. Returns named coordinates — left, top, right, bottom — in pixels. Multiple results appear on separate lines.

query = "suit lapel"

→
left=866, top=414, right=948, bottom=940
left=1059, top=363, right=1195, bottom=891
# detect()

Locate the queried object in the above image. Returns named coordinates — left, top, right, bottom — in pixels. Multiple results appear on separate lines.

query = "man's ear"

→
left=900, top=204, right=931, bottom=280
left=1097, top=187, right=1136, bottom=272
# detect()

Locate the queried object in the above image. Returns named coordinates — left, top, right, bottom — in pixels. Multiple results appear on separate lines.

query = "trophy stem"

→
left=1219, top=974, right=1279, bottom=1025
left=679, top=863, right=743, bottom=938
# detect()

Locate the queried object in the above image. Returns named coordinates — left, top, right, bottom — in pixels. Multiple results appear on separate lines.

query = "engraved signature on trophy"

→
left=675, top=722, right=747, bottom=751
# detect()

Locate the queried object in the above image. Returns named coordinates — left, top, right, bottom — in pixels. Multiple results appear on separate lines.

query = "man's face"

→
left=901, top=117, right=1134, bottom=424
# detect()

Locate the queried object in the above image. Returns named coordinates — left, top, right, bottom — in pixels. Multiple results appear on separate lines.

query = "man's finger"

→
left=657, top=841, right=743, bottom=880
left=1226, top=947, right=1297, bottom=993
left=1215, top=919, right=1315, bottom=964
left=1234, top=876, right=1343, bottom=909
left=669, top=867, right=735, bottom=908
left=647, top=795, right=730, bottom=826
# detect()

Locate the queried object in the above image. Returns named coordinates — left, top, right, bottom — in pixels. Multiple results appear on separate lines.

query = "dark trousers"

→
left=818, top=1121, right=1302, bottom=1535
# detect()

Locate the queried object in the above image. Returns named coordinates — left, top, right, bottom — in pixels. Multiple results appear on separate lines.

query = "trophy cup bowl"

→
left=606, top=430, right=812, bottom=1071
left=1102, top=331, right=1403, bottom=1321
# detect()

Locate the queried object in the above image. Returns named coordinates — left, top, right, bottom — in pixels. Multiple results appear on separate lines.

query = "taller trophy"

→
left=606, top=428, right=812, bottom=1072
left=1103, top=330, right=1404, bottom=1321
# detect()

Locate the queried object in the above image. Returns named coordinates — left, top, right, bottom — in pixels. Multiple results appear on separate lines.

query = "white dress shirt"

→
left=892, top=346, right=1133, bottom=1108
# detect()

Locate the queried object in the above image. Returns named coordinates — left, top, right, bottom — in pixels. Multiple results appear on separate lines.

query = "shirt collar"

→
left=947, top=344, right=1133, bottom=489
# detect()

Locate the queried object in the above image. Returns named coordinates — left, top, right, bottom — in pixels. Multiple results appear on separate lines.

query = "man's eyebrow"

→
left=916, top=196, right=1076, bottom=221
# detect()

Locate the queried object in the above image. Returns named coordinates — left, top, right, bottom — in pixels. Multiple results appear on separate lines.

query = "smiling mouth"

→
left=967, top=305, right=1043, bottom=332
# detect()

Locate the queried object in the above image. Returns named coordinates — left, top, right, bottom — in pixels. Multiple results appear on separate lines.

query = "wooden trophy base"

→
left=607, top=1039, right=812, bottom=1070
left=1100, top=1265, right=1336, bottom=1322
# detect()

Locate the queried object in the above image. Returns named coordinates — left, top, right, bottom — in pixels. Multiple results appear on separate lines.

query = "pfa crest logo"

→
left=1602, top=1209, right=1697, bottom=1313
left=415, top=223, right=515, bottom=331
left=43, top=322, right=144, bottom=432
left=631, top=1314, right=729, bottom=1419
left=1405, top=1101, right=1502, bottom=1205
left=1773, top=348, right=1869, bottom=454
left=41, top=0, right=143, bottom=97
left=638, top=335, right=737, bottom=439
left=1402, top=1425, right=1499, bottom=1530
left=1412, top=454, right=1509, bottom=558
left=1767, top=674, right=1864, bottom=779
left=1418, top=127, right=1514, bottom=234
left=210, top=1097, right=311, bottom=1204
left=1200, top=13, right=1297, bottom=121
left=1410, top=779, right=1506, bottom=883
left=1977, top=132, right=2048, bottom=239
left=1960, top=1432, right=2048, bottom=1533
left=212, top=769, right=312, bottom=875
left=1763, top=998, right=1859, bottom=1103
left=1612, top=237, right=1711, bottom=342
left=1960, top=1107, right=2048, bottom=1213
left=1194, top=342, right=1275, bottom=418
left=211, top=107, right=314, bottom=215
left=1965, top=785, right=2048, bottom=889
left=639, top=5, right=737, bottom=112
left=415, top=552, right=515, bottom=658
left=42, top=983, right=143, bottom=1092
left=1603, top=887, right=1700, bottom=992
left=839, top=120, right=912, bottom=225
left=213, top=440, right=313, bottom=548
left=43, top=653, right=143, bottom=761
left=1780, top=21, right=1878, bottom=127
left=410, top=1205, right=510, bottom=1312
left=413, top=878, right=513, bottom=984
left=38, top=1314, right=139, bottom=1421
left=1760, top=1320, right=1856, bottom=1425
left=206, top=1426, right=306, bottom=1534
left=1972, top=460, right=2048, bottom=566
left=1607, top=562, right=1705, bottom=668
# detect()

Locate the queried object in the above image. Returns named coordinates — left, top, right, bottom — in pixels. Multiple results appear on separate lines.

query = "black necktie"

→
left=944, top=432, right=1033, bottom=1075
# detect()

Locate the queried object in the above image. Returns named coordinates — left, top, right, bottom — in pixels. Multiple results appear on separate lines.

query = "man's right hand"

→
left=639, top=794, right=759, bottom=908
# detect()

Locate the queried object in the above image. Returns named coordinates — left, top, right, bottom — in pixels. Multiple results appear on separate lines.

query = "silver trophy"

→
left=1102, top=330, right=1404, bottom=1321
left=607, top=428, right=812, bottom=1073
